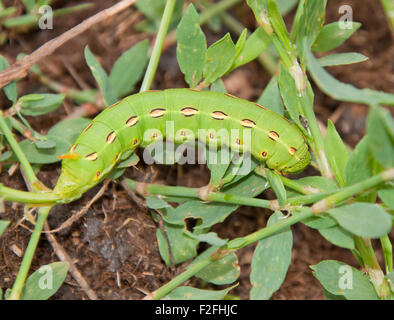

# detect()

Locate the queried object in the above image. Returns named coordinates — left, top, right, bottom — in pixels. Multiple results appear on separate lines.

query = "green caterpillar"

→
left=54, top=89, right=311, bottom=203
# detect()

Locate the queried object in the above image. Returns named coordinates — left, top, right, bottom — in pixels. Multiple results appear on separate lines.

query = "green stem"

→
left=380, top=234, right=393, bottom=274
left=254, top=165, right=321, bottom=195
left=354, top=237, right=391, bottom=299
left=151, top=249, right=216, bottom=299
left=148, top=169, right=394, bottom=299
left=0, top=111, right=38, bottom=186
left=311, top=168, right=394, bottom=214
left=0, top=184, right=59, bottom=204
left=125, top=178, right=272, bottom=209
left=151, top=208, right=312, bottom=299
left=140, top=0, right=176, bottom=92
left=8, top=206, right=52, bottom=300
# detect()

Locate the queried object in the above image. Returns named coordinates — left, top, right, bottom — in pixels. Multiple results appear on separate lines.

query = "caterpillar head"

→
left=53, top=158, right=102, bottom=203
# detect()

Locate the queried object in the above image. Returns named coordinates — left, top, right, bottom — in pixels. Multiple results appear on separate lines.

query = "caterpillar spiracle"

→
left=53, top=89, right=311, bottom=203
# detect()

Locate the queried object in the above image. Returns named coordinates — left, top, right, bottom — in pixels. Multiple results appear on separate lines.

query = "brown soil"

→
left=0, top=0, right=393, bottom=300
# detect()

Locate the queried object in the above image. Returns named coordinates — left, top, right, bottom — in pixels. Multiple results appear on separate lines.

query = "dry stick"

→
left=44, top=222, right=99, bottom=300
left=0, top=0, right=138, bottom=89
left=44, top=180, right=110, bottom=234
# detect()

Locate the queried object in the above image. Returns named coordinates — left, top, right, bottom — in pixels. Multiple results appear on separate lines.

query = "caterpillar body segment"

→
left=54, top=89, right=311, bottom=203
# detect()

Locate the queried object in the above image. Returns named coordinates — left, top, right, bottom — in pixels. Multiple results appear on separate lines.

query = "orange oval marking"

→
left=106, top=131, right=117, bottom=144
left=289, top=147, right=297, bottom=155
left=241, top=119, right=256, bottom=128
left=150, top=108, right=166, bottom=118
left=83, top=123, right=93, bottom=133
left=268, top=131, right=279, bottom=141
left=126, top=116, right=138, bottom=127
left=261, top=151, right=268, bottom=158
left=85, top=152, right=98, bottom=161
left=132, top=138, right=139, bottom=146
left=94, top=170, right=101, bottom=181
left=181, top=107, right=199, bottom=117
left=235, top=138, right=241, bottom=145
left=211, top=111, right=228, bottom=120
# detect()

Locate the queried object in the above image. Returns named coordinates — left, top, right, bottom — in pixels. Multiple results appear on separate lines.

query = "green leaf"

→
left=203, top=33, right=236, bottom=84
left=19, top=118, right=91, bottom=164
left=84, top=46, right=117, bottom=107
left=230, top=27, right=271, bottom=71
left=312, top=22, right=361, bottom=52
left=162, top=173, right=268, bottom=230
left=109, top=40, right=149, bottom=98
left=19, top=93, right=65, bottom=116
left=156, top=222, right=198, bottom=266
left=187, top=246, right=240, bottom=285
left=306, top=49, right=394, bottom=106
left=324, top=120, right=348, bottom=186
left=257, top=76, right=284, bottom=116
left=311, top=260, right=378, bottom=300
left=22, top=0, right=36, bottom=13
left=34, top=139, right=56, bottom=150
left=265, top=169, right=286, bottom=206
left=207, top=148, right=233, bottom=188
left=318, top=52, right=368, bottom=67
left=302, top=213, right=337, bottom=230
left=288, top=176, right=338, bottom=197
left=295, top=0, right=327, bottom=64
left=319, top=226, right=355, bottom=250
left=250, top=211, right=293, bottom=300
left=0, top=220, right=10, bottom=237
left=328, top=203, right=392, bottom=238
left=115, top=152, right=139, bottom=169
left=146, top=196, right=171, bottom=210
left=344, top=137, right=375, bottom=186
left=176, top=4, right=206, bottom=88
left=278, top=65, right=307, bottom=134
left=20, top=262, right=69, bottom=300
left=183, top=231, right=227, bottom=247
left=366, top=107, right=394, bottom=169
left=210, top=79, right=226, bottom=93
left=163, top=284, right=237, bottom=300
left=378, top=187, right=394, bottom=210
left=0, top=55, right=17, bottom=103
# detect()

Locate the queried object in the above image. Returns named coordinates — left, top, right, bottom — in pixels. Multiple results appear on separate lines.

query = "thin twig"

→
left=0, top=0, right=138, bottom=89
left=44, top=222, right=99, bottom=300
left=45, top=180, right=110, bottom=234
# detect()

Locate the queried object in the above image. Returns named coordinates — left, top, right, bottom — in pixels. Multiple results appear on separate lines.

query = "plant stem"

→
left=254, top=165, right=322, bottom=195
left=311, top=168, right=394, bottom=214
left=8, top=206, right=52, bottom=300
left=148, top=169, right=393, bottom=299
left=0, top=184, right=59, bottom=204
left=0, top=111, right=38, bottom=186
left=140, top=0, right=176, bottom=92
left=125, top=178, right=272, bottom=209
left=380, top=234, right=393, bottom=274
left=354, top=237, right=391, bottom=299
